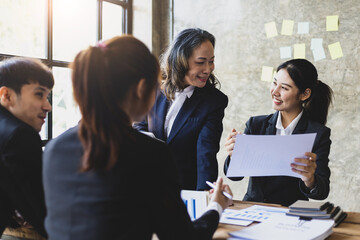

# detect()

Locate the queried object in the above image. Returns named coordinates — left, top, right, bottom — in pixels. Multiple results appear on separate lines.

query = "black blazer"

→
left=43, top=125, right=220, bottom=240
left=134, top=84, right=228, bottom=190
left=0, top=105, right=47, bottom=237
left=224, top=111, right=331, bottom=207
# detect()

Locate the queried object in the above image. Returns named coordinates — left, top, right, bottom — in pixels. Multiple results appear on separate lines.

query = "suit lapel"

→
left=149, top=93, right=168, bottom=140
left=167, top=87, right=205, bottom=144
left=266, top=111, right=278, bottom=135
left=292, top=113, right=308, bottom=134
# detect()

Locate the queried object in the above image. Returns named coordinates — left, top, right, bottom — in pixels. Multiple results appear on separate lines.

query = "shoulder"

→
left=132, top=129, right=168, bottom=152
left=306, top=119, right=330, bottom=133
left=247, top=113, right=275, bottom=126
left=303, top=119, right=331, bottom=140
left=205, top=85, right=228, bottom=100
left=0, top=109, right=40, bottom=149
left=198, top=85, right=228, bottom=107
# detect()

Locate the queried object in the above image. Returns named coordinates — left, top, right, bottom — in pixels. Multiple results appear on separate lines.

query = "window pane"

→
left=39, top=116, right=50, bottom=140
left=52, top=67, right=81, bottom=138
left=53, top=0, right=97, bottom=62
left=102, top=2, right=123, bottom=41
left=0, top=0, right=46, bottom=58
left=133, top=0, right=152, bottom=50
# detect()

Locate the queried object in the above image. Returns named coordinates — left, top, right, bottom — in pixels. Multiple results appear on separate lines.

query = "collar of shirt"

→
left=164, top=85, right=195, bottom=137
left=174, top=85, right=195, bottom=100
left=276, top=110, right=304, bottom=135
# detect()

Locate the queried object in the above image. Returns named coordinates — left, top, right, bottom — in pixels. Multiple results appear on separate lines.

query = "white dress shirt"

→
left=164, top=86, right=195, bottom=137
left=275, top=110, right=303, bottom=136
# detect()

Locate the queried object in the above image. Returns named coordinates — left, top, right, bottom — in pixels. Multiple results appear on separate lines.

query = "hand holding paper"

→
left=291, top=152, right=317, bottom=188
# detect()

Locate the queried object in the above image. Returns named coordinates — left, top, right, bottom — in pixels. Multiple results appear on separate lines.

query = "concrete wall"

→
left=173, top=0, right=360, bottom=211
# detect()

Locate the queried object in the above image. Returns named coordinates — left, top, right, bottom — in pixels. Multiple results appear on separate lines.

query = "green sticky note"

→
left=281, top=20, right=294, bottom=36
left=326, top=15, right=339, bottom=31
left=328, top=42, right=343, bottom=59
left=265, top=22, right=278, bottom=38
left=261, top=66, right=274, bottom=82
left=294, top=44, right=306, bottom=59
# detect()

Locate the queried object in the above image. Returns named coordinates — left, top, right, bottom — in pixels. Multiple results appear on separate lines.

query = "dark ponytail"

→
left=304, top=80, right=333, bottom=125
left=277, top=59, right=333, bottom=125
left=71, top=36, right=160, bottom=172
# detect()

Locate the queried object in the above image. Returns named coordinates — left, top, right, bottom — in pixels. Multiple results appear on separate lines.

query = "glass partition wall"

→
left=0, top=0, right=132, bottom=143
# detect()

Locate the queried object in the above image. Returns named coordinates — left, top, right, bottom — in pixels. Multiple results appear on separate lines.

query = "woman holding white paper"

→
left=224, top=59, right=333, bottom=207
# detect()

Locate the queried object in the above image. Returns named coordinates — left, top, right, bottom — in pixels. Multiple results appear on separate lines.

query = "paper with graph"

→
left=226, top=133, right=316, bottom=178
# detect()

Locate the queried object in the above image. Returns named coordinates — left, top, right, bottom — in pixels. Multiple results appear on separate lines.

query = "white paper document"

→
left=220, top=205, right=288, bottom=226
left=180, top=190, right=208, bottom=220
left=229, top=214, right=334, bottom=240
left=226, top=133, right=316, bottom=178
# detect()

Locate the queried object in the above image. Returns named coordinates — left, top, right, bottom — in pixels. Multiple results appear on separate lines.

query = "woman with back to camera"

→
left=42, top=35, right=232, bottom=240
left=134, top=28, right=228, bottom=191
left=224, top=59, right=333, bottom=207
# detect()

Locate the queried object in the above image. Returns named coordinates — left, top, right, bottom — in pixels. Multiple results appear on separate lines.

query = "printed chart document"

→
left=180, top=190, right=208, bottom=220
left=220, top=205, right=288, bottom=226
left=229, top=214, right=334, bottom=240
left=226, top=133, right=316, bottom=178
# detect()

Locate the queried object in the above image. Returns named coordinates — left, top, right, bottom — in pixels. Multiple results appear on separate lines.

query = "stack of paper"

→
left=229, top=214, right=334, bottom=240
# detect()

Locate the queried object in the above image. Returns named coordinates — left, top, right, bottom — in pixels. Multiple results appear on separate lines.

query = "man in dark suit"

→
left=0, top=57, right=54, bottom=238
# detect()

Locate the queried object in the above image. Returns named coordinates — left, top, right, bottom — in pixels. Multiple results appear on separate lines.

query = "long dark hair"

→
left=71, top=36, right=160, bottom=172
left=160, top=28, right=219, bottom=100
left=277, top=59, right=333, bottom=125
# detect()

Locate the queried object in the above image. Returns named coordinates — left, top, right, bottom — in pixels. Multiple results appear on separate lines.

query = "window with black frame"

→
left=0, top=0, right=132, bottom=144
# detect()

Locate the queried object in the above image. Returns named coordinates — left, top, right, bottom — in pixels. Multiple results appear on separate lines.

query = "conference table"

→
left=213, top=200, right=360, bottom=240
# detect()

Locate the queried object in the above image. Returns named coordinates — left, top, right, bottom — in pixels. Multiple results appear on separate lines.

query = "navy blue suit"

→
left=134, top=84, right=228, bottom=190
left=43, top=126, right=220, bottom=240
left=224, top=111, right=331, bottom=207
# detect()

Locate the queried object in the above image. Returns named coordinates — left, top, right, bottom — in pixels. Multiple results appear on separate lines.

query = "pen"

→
left=206, top=181, right=233, bottom=200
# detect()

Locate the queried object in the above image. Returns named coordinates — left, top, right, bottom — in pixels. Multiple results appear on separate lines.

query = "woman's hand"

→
left=225, top=128, right=239, bottom=157
left=291, top=152, right=317, bottom=189
left=209, top=177, right=233, bottom=210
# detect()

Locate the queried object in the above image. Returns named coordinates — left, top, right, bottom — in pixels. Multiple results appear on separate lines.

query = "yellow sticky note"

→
left=328, top=42, right=343, bottom=59
left=264, top=22, right=278, bottom=38
left=261, top=66, right=274, bottom=82
left=294, top=44, right=306, bottom=59
left=281, top=20, right=294, bottom=36
left=326, top=15, right=339, bottom=31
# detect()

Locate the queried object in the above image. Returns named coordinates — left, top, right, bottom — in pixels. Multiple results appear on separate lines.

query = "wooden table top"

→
left=213, top=200, right=360, bottom=240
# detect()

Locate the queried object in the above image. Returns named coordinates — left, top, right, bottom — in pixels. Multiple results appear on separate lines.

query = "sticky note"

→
left=328, top=42, right=343, bottom=59
left=298, top=22, right=309, bottom=34
left=265, top=22, right=278, bottom=38
left=261, top=66, right=274, bottom=82
left=312, top=48, right=326, bottom=62
left=280, top=46, right=292, bottom=59
left=281, top=20, right=294, bottom=35
left=326, top=15, right=339, bottom=31
left=294, top=44, right=306, bottom=59
left=311, top=38, right=323, bottom=50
